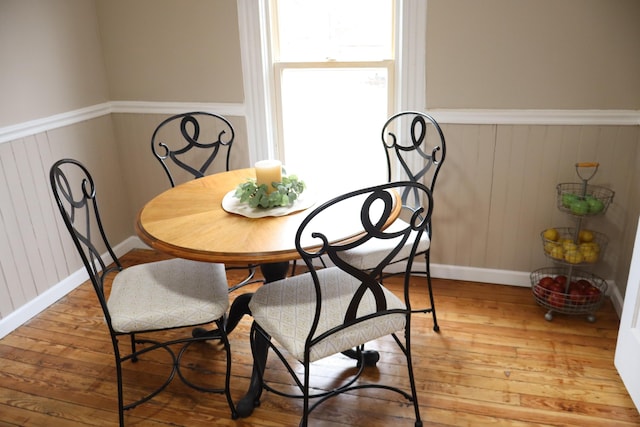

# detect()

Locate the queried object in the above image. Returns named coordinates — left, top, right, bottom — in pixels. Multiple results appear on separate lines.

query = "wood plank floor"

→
left=1, top=249, right=638, bottom=426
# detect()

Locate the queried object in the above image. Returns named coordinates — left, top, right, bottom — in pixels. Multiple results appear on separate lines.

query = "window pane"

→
left=275, top=0, right=393, bottom=61
left=280, top=67, right=389, bottom=192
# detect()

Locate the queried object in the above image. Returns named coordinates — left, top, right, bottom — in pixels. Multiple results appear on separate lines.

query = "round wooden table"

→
left=135, top=168, right=387, bottom=265
left=137, top=168, right=311, bottom=265
left=135, top=168, right=401, bottom=418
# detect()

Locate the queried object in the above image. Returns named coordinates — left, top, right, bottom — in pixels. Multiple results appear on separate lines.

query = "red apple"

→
left=548, top=282, right=564, bottom=294
left=533, top=284, right=546, bottom=299
left=548, top=293, right=566, bottom=308
left=555, top=275, right=568, bottom=286
left=569, top=289, right=587, bottom=304
left=584, top=286, right=602, bottom=303
left=576, top=279, right=591, bottom=291
left=539, top=276, right=555, bottom=288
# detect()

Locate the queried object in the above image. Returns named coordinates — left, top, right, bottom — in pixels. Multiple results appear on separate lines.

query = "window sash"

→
left=236, top=0, right=427, bottom=164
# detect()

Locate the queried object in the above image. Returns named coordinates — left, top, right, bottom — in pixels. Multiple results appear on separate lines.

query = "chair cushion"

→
left=340, top=218, right=430, bottom=270
left=108, top=258, right=229, bottom=333
left=249, top=267, right=406, bottom=362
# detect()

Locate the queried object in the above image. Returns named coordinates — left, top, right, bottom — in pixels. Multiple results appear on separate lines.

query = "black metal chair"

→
left=248, top=181, right=433, bottom=427
left=151, top=111, right=260, bottom=291
left=50, top=159, right=237, bottom=426
left=341, top=111, right=446, bottom=332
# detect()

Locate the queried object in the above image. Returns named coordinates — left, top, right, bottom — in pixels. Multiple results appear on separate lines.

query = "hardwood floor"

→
left=1, top=249, right=638, bottom=426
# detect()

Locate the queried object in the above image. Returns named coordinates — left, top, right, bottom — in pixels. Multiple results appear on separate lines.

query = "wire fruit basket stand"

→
left=531, top=163, right=614, bottom=322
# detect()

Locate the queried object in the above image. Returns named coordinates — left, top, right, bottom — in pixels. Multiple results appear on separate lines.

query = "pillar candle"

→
left=255, top=160, right=282, bottom=193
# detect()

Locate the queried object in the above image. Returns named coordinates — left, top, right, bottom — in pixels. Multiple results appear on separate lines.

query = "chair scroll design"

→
left=383, top=111, right=445, bottom=237
left=151, top=111, right=235, bottom=187
left=151, top=111, right=259, bottom=291
left=379, top=111, right=446, bottom=332
left=248, top=181, right=433, bottom=427
left=50, top=159, right=236, bottom=426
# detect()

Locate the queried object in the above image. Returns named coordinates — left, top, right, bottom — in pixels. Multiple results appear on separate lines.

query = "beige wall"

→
left=0, top=0, right=109, bottom=127
left=426, top=0, right=640, bottom=109
left=111, top=113, right=251, bottom=222
left=0, top=0, right=639, bottom=327
left=96, top=0, right=244, bottom=102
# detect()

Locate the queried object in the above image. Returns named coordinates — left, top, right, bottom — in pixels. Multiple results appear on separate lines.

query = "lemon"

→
left=564, top=250, right=584, bottom=264
left=544, top=242, right=559, bottom=253
left=562, top=241, right=578, bottom=252
left=580, top=242, right=600, bottom=253
left=543, top=228, right=559, bottom=241
left=582, top=250, right=598, bottom=263
left=550, top=246, right=564, bottom=260
left=578, top=229, right=594, bottom=243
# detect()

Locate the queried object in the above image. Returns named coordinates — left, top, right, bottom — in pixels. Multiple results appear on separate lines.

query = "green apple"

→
left=587, top=197, right=605, bottom=214
left=570, top=199, right=589, bottom=215
left=562, top=193, right=578, bottom=208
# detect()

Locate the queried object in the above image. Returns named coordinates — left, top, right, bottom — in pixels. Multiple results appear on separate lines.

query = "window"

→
left=270, top=0, right=393, bottom=191
left=238, top=0, right=426, bottom=190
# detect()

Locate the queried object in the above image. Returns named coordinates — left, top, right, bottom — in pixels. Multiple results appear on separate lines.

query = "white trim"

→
left=429, top=109, right=640, bottom=126
left=0, top=102, right=111, bottom=144
left=237, top=0, right=273, bottom=164
left=0, top=102, right=638, bottom=146
left=109, top=101, right=246, bottom=116
left=0, top=236, right=141, bottom=339
left=394, top=260, right=624, bottom=317
left=397, top=0, right=427, bottom=112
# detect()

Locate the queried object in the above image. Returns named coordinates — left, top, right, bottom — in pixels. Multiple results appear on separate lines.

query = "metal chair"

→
left=341, top=111, right=446, bottom=332
left=50, top=159, right=237, bottom=426
left=248, top=181, right=433, bottom=427
left=151, top=111, right=259, bottom=291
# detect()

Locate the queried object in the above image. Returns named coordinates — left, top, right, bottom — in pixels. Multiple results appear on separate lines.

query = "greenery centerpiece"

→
left=234, top=175, right=306, bottom=209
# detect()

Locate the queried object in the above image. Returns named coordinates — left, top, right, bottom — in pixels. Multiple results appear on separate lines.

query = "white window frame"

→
left=237, top=0, right=427, bottom=165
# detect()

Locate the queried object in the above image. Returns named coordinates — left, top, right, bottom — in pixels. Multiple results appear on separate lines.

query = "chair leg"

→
left=112, top=339, right=126, bottom=427
left=425, top=251, right=439, bottom=332
left=404, top=328, right=423, bottom=426
left=227, top=264, right=263, bottom=292
left=130, top=334, right=138, bottom=362
left=216, top=318, right=238, bottom=419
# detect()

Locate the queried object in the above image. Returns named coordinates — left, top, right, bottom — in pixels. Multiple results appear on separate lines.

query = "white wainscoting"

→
left=0, top=102, right=635, bottom=339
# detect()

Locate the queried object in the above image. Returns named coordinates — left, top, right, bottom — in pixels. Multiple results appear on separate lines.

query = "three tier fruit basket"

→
left=530, top=163, right=614, bottom=322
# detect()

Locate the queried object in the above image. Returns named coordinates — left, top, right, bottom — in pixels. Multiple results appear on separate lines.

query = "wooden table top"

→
left=136, top=168, right=401, bottom=265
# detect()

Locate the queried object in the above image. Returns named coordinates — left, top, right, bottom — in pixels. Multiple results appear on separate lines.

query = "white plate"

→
left=221, top=190, right=316, bottom=218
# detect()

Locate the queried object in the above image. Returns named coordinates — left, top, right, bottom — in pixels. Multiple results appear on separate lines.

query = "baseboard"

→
left=0, top=236, right=623, bottom=339
left=370, top=259, right=623, bottom=318
left=0, top=237, right=141, bottom=339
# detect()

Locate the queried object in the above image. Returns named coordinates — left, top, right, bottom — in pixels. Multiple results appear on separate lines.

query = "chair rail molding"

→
left=0, top=101, right=246, bottom=145
left=0, top=102, right=112, bottom=144
left=1, top=103, right=638, bottom=145
left=430, top=109, right=640, bottom=126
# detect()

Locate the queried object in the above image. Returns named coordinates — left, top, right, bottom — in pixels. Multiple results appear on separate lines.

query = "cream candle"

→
left=255, top=160, right=282, bottom=193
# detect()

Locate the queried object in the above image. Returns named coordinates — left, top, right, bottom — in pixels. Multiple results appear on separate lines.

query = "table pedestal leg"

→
left=259, top=261, right=291, bottom=283
left=236, top=261, right=290, bottom=418
left=193, top=262, right=291, bottom=338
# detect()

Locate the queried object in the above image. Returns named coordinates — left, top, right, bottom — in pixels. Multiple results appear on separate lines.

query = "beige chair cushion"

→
left=340, top=218, right=430, bottom=270
left=108, top=258, right=229, bottom=333
left=249, top=267, right=406, bottom=363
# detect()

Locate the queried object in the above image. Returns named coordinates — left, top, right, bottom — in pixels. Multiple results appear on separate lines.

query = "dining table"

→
left=135, top=167, right=401, bottom=417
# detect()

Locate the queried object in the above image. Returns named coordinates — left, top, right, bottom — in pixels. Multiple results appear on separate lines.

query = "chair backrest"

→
left=381, top=111, right=446, bottom=215
left=296, top=181, right=433, bottom=337
left=151, top=112, right=235, bottom=187
left=50, top=158, right=120, bottom=327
